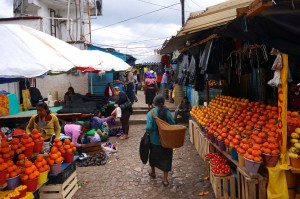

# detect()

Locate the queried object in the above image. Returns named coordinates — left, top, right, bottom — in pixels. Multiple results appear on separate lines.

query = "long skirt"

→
left=149, top=144, right=173, bottom=172
left=145, top=85, right=156, bottom=104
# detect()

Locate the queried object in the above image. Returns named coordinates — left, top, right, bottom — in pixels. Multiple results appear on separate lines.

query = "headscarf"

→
left=145, top=71, right=155, bottom=79
left=153, top=95, right=168, bottom=122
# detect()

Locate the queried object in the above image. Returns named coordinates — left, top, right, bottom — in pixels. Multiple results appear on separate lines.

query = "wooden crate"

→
left=197, top=131, right=210, bottom=160
left=39, top=171, right=78, bottom=199
left=189, top=120, right=195, bottom=144
left=82, top=142, right=103, bottom=155
left=210, top=169, right=237, bottom=199
left=237, top=167, right=267, bottom=199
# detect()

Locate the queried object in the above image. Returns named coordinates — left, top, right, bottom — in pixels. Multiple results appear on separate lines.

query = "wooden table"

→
left=0, top=106, right=91, bottom=124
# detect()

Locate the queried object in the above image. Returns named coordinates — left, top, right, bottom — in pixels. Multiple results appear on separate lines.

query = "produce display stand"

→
left=189, top=120, right=268, bottom=199
left=39, top=156, right=78, bottom=199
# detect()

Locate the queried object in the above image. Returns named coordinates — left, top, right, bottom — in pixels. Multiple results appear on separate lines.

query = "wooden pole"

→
left=278, top=53, right=288, bottom=164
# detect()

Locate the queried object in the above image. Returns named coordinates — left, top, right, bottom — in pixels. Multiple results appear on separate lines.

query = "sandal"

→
left=148, top=170, right=156, bottom=179
left=162, top=180, right=169, bottom=187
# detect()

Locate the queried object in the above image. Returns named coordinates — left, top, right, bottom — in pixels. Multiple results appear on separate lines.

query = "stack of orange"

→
left=46, top=146, right=64, bottom=165
left=34, top=155, right=50, bottom=173
left=16, top=154, right=26, bottom=167
left=63, top=139, right=76, bottom=154
left=0, top=137, right=14, bottom=160
left=6, top=160, right=21, bottom=179
left=31, top=129, right=44, bottom=143
left=21, top=134, right=35, bottom=148
left=0, top=158, right=8, bottom=172
left=243, top=144, right=262, bottom=162
left=52, top=138, right=66, bottom=155
left=20, top=160, right=40, bottom=181
left=11, top=138, right=25, bottom=155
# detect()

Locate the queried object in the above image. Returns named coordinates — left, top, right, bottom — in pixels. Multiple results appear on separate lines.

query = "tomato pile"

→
left=209, top=155, right=227, bottom=166
left=211, top=164, right=231, bottom=175
left=204, top=153, right=218, bottom=159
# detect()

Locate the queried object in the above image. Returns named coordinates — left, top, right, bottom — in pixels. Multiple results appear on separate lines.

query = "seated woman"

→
left=61, top=122, right=100, bottom=148
left=26, top=102, right=60, bottom=141
left=174, top=97, right=191, bottom=121
left=64, top=87, right=76, bottom=104
left=91, top=109, right=114, bottom=130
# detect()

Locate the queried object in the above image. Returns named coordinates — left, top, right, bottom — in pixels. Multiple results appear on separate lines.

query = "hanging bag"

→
left=139, top=132, right=150, bottom=164
left=151, top=109, right=186, bottom=149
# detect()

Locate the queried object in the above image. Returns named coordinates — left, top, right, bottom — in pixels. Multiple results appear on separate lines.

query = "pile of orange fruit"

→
left=0, top=158, right=8, bottom=172
left=20, top=160, right=40, bottom=181
left=63, top=139, right=76, bottom=154
left=21, top=134, right=35, bottom=148
left=0, top=137, right=14, bottom=160
left=11, top=138, right=25, bottom=154
left=52, top=138, right=66, bottom=155
left=16, top=154, right=26, bottom=167
left=46, top=146, right=64, bottom=165
left=34, top=155, right=50, bottom=173
left=31, top=129, right=44, bottom=143
left=6, top=160, right=21, bottom=179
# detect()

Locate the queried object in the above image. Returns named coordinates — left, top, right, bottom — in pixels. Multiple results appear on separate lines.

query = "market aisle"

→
left=74, top=90, right=215, bottom=199
left=74, top=124, right=215, bottom=199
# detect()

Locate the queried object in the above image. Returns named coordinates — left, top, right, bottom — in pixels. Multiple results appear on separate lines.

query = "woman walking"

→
left=145, top=95, right=175, bottom=186
left=144, top=71, right=158, bottom=111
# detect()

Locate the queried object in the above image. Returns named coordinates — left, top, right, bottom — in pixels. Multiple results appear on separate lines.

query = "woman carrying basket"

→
left=145, top=95, right=175, bottom=187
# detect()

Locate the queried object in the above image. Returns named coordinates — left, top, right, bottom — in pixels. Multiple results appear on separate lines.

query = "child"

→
left=91, top=109, right=114, bottom=130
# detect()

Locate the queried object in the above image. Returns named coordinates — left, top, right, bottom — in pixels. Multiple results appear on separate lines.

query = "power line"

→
left=137, top=0, right=188, bottom=12
left=92, top=36, right=168, bottom=46
left=92, top=43, right=162, bottom=49
left=90, top=3, right=180, bottom=33
left=190, top=0, right=202, bottom=8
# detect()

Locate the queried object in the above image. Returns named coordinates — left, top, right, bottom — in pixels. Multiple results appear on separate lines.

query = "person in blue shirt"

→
left=91, top=109, right=113, bottom=130
left=145, top=95, right=175, bottom=187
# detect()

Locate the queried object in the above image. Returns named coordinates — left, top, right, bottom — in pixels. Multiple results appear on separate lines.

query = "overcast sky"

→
left=0, top=0, right=227, bottom=62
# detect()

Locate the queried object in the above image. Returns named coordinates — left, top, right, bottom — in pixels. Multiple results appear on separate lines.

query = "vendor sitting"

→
left=174, top=97, right=192, bottom=121
left=61, top=121, right=100, bottom=148
left=26, top=102, right=60, bottom=141
left=64, top=86, right=76, bottom=104
left=91, top=109, right=114, bottom=130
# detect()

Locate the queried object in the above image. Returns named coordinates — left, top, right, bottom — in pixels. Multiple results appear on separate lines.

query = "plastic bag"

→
left=268, top=70, right=282, bottom=87
left=270, top=48, right=282, bottom=70
left=116, top=107, right=122, bottom=118
left=267, top=167, right=289, bottom=199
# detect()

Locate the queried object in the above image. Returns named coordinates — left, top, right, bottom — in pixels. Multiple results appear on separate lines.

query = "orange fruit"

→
left=35, top=162, right=43, bottom=169
left=32, top=129, right=39, bottom=134
left=32, top=134, right=39, bottom=140
left=64, top=139, right=71, bottom=145
left=64, top=145, right=70, bottom=150
left=36, top=155, right=44, bottom=162
left=34, top=170, right=40, bottom=177
left=6, top=160, right=14, bottom=167
left=0, top=165, right=5, bottom=171
left=11, top=138, right=19, bottom=145
left=7, top=167, right=14, bottom=173
left=50, top=154, right=58, bottom=160
left=70, top=142, right=75, bottom=148
left=28, top=173, right=36, bottom=180
left=39, top=137, right=45, bottom=142
left=56, top=141, right=63, bottom=147
left=38, top=167, right=45, bottom=173
left=24, top=161, right=32, bottom=168
left=55, top=157, right=63, bottom=164
left=67, top=149, right=73, bottom=153
left=24, top=167, right=33, bottom=175
left=47, top=159, right=54, bottom=165
left=23, top=134, right=29, bottom=139
left=0, top=158, right=4, bottom=164
left=54, top=138, right=60, bottom=143
left=50, top=147, right=58, bottom=153
left=43, top=165, right=50, bottom=171
left=41, top=159, right=47, bottom=166
left=21, top=174, right=28, bottom=181
left=10, top=171, right=18, bottom=178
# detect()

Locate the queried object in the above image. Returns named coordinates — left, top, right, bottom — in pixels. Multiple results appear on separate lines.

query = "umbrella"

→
left=0, top=24, right=103, bottom=78
left=81, top=50, right=132, bottom=71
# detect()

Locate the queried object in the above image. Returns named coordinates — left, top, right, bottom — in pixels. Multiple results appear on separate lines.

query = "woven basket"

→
left=151, top=110, right=186, bottom=148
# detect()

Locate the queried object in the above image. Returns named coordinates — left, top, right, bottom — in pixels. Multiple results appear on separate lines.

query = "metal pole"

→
left=180, top=0, right=185, bottom=26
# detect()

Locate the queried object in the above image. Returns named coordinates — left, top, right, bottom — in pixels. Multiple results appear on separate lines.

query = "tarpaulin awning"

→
left=215, top=8, right=300, bottom=56
left=160, top=0, right=254, bottom=54
left=141, top=55, right=162, bottom=65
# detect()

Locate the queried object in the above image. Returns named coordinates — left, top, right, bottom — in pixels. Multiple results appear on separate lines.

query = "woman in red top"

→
left=144, top=71, right=158, bottom=111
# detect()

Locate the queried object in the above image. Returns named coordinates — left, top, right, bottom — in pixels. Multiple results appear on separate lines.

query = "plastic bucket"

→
left=33, top=142, right=43, bottom=153
left=238, top=153, right=245, bottom=167
left=230, top=148, right=238, bottom=161
left=24, top=146, right=33, bottom=159
left=50, top=162, right=62, bottom=174
left=290, top=158, right=300, bottom=168
left=22, top=177, right=38, bottom=192
left=38, top=170, right=49, bottom=185
left=245, top=158, right=262, bottom=174
left=64, top=152, right=74, bottom=163
left=262, top=153, right=279, bottom=167
left=0, top=170, right=7, bottom=185
left=6, top=175, right=20, bottom=190
left=218, top=140, right=226, bottom=151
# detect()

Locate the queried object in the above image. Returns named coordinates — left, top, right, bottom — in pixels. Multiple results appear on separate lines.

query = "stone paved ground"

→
left=73, top=91, right=215, bottom=199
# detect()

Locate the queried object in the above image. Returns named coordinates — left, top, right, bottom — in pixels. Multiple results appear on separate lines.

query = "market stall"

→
left=161, top=1, right=300, bottom=198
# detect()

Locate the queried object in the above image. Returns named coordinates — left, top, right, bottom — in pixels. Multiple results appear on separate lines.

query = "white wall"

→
left=36, top=72, right=88, bottom=100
